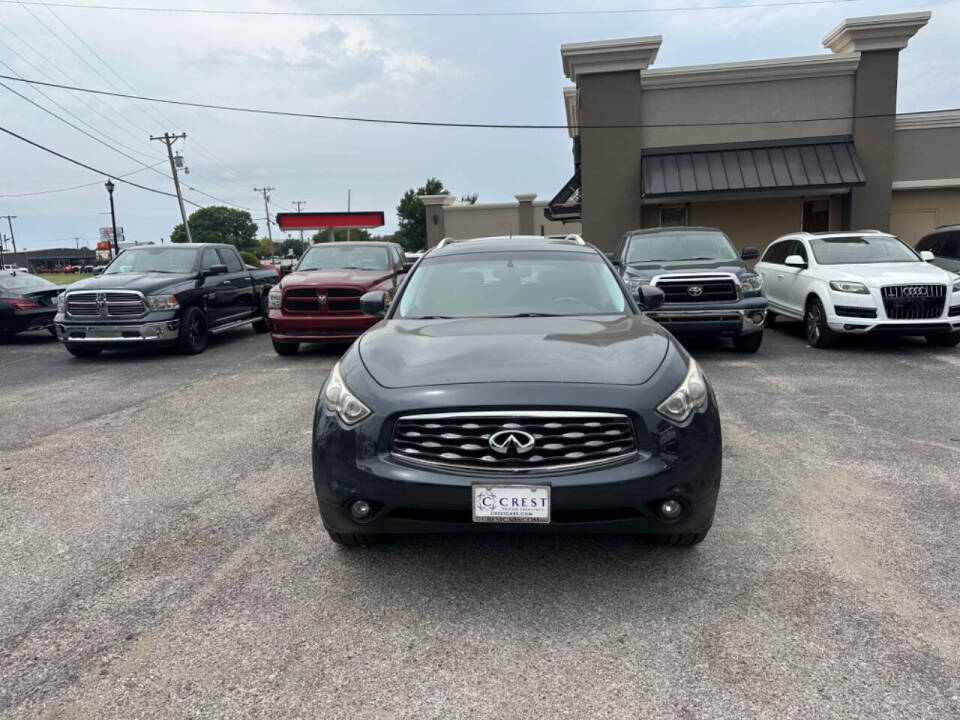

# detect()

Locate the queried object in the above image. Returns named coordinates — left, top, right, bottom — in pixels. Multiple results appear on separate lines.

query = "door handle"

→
left=777, top=274, right=784, bottom=280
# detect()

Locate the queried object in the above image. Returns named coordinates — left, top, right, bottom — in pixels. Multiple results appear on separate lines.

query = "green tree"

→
left=460, top=193, right=479, bottom=205
left=170, top=206, right=259, bottom=251
left=277, top=238, right=308, bottom=258
left=395, top=178, right=447, bottom=251
left=310, top=228, right=373, bottom=243
left=256, top=237, right=276, bottom=258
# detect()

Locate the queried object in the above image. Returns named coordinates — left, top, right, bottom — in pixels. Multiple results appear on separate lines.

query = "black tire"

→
left=326, top=530, right=377, bottom=547
left=926, top=331, right=960, bottom=347
left=804, top=297, right=837, bottom=348
left=252, top=294, right=269, bottom=333
left=272, top=339, right=299, bottom=356
left=176, top=306, right=208, bottom=355
left=47, top=326, right=58, bottom=337
left=733, top=331, right=763, bottom=353
left=765, top=310, right=777, bottom=326
left=648, top=529, right=710, bottom=547
left=65, top=343, right=101, bottom=358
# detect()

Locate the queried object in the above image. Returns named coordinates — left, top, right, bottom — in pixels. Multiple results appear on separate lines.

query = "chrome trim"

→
left=64, top=289, right=148, bottom=319
left=56, top=321, right=179, bottom=343
left=388, top=451, right=642, bottom=476
left=209, top=315, right=257, bottom=334
left=395, top=410, right=629, bottom=420
left=650, top=272, right=743, bottom=301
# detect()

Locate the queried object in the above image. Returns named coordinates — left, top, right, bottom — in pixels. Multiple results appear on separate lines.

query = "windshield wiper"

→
left=407, top=315, right=454, bottom=319
left=499, top=312, right=563, bottom=317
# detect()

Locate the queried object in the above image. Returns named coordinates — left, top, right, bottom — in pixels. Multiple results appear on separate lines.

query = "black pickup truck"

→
left=54, top=243, right=278, bottom=357
left=611, top=226, right=768, bottom=352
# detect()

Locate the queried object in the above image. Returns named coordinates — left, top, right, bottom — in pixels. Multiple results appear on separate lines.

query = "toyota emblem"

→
left=488, top=430, right=536, bottom=455
left=687, top=286, right=704, bottom=297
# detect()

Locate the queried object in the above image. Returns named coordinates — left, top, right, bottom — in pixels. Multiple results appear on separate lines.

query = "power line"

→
left=0, top=161, right=165, bottom=197
left=1, top=73, right=956, bottom=130
left=0, top=121, right=202, bottom=204
left=0, top=0, right=865, bottom=19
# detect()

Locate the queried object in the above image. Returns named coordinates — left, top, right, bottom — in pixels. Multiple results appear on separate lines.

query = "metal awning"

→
left=544, top=170, right=581, bottom=222
left=641, top=136, right=865, bottom=199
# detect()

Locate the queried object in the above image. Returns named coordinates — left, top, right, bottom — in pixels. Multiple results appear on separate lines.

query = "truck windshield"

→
left=396, top=251, right=629, bottom=319
left=810, top=235, right=920, bottom=265
left=627, top=230, right=738, bottom=264
left=104, top=247, right=197, bottom=274
left=297, top=246, right=389, bottom=271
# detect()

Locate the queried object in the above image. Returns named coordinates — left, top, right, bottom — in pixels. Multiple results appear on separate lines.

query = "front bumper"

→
left=1, top=307, right=56, bottom=334
left=647, top=297, right=767, bottom=337
left=312, top=380, right=722, bottom=537
left=54, top=313, right=180, bottom=343
left=268, top=309, right=378, bottom=343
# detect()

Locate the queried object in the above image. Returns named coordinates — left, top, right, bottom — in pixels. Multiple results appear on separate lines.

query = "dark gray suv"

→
left=916, top=225, right=960, bottom=275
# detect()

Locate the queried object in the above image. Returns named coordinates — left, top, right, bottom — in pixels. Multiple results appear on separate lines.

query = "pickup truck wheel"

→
left=926, top=331, right=960, bottom=347
left=65, top=344, right=101, bottom=358
left=648, top=529, right=710, bottom=547
left=326, top=530, right=378, bottom=547
left=804, top=298, right=837, bottom=348
left=733, top=331, right=763, bottom=353
left=252, top=294, right=269, bottom=333
left=177, top=307, right=208, bottom=355
left=272, top=339, right=299, bottom=356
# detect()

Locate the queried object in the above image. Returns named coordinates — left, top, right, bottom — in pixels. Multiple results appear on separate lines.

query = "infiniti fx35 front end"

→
left=312, top=236, right=722, bottom=547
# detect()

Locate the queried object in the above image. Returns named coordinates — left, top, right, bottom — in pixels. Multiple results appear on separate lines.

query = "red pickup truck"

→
left=266, top=241, right=411, bottom=355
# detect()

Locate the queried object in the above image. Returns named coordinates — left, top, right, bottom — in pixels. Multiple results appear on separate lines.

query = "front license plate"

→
left=472, top=484, right=550, bottom=524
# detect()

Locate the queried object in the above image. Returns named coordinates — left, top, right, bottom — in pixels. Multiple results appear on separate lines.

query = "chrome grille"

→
left=391, top=411, right=637, bottom=473
left=654, top=275, right=738, bottom=303
left=881, top=284, right=946, bottom=320
left=65, top=290, right=146, bottom=318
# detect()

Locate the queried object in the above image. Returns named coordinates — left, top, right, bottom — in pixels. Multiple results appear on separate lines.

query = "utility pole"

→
left=254, top=187, right=275, bottom=243
left=0, top=234, right=6, bottom=267
left=292, top=200, right=306, bottom=242
left=346, top=189, right=351, bottom=242
left=1, top=215, right=18, bottom=259
left=73, top=236, right=81, bottom=250
left=150, top=133, right=192, bottom=243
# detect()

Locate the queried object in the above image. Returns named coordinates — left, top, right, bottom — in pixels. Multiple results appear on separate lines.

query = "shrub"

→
left=239, top=251, right=261, bottom=268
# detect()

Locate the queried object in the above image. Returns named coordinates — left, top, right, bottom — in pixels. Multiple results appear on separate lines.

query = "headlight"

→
left=625, top=276, right=649, bottom=294
left=268, top=285, right=282, bottom=309
left=740, top=273, right=762, bottom=292
left=146, top=294, right=180, bottom=311
left=952, top=276, right=960, bottom=293
left=322, top=362, right=371, bottom=425
left=656, top=359, right=708, bottom=424
left=829, top=280, right=869, bottom=294
left=56, top=293, right=65, bottom=313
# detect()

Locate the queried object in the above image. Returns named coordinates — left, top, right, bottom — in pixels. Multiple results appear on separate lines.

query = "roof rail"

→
left=436, top=237, right=456, bottom=248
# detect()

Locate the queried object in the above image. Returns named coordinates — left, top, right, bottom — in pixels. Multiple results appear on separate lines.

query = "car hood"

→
left=283, top=269, right=391, bottom=288
left=824, top=262, right=953, bottom=287
left=66, top=273, right=196, bottom=294
left=358, top=316, right=671, bottom=388
left=624, top=259, right=748, bottom=280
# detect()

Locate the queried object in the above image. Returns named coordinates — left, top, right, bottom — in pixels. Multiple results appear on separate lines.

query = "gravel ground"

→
left=1, top=323, right=958, bottom=719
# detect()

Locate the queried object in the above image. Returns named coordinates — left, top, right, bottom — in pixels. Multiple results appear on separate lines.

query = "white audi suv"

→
left=755, top=230, right=960, bottom=348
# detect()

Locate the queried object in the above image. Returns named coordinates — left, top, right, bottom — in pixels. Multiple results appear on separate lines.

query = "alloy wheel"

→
left=189, top=314, right=205, bottom=347
left=805, top=304, right=821, bottom=345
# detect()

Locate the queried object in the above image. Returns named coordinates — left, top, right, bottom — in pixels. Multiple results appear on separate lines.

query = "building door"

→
left=802, top=199, right=830, bottom=232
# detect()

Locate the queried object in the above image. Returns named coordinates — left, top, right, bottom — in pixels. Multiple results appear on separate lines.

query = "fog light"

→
left=751, top=311, right=765, bottom=324
left=350, top=500, right=372, bottom=519
left=659, top=499, right=682, bottom=519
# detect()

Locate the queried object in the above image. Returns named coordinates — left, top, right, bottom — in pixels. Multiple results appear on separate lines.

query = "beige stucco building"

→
left=545, top=11, right=960, bottom=252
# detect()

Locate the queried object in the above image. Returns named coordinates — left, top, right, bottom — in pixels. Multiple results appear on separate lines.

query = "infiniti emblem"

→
left=488, top=429, right=536, bottom=455
left=687, top=285, right=704, bottom=297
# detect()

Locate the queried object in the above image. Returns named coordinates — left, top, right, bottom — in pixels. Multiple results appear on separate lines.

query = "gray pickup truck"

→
left=54, top=243, right=278, bottom=358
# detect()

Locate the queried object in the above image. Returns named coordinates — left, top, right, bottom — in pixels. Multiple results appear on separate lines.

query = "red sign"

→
left=276, top=211, right=385, bottom=231
left=96, top=241, right=112, bottom=251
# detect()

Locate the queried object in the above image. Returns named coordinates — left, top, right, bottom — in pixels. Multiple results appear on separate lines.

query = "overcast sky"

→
left=1, top=0, right=958, bottom=250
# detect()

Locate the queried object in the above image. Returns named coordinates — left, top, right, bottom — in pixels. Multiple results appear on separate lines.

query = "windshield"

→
left=395, top=251, right=629, bottom=319
left=626, top=230, right=738, bottom=264
left=810, top=236, right=920, bottom=265
left=297, top=245, right=389, bottom=271
left=0, top=273, right=57, bottom=292
left=104, top=247, right=198, bottom=274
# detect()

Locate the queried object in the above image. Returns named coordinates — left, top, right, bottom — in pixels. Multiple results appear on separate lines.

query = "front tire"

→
left=252, top=294, right=269, bottom=333
left=176, top=307, right=208, bottom=355
left=65, top=344, right=101, bottom=358
left=733, top=331, right=763, bottom=353
left=926, top=331, right=960, bottom=347
left=272, top=339, right=299, bottom=356
left=804, top=297, right=837, bottom=348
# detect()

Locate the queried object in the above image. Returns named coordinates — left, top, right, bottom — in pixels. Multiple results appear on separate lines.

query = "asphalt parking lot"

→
left=1, top=324, right=958, bottom=719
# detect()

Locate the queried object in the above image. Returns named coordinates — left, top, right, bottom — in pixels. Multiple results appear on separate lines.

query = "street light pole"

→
left=105, top=179, right=119, bottom=258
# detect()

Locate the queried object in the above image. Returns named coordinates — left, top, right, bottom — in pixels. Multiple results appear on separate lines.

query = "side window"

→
left=761, top=240, right=788, bottom=265
left=200, top=248, right=220, bottom=270
left=915, top=234, right=939, bottom=253
left=790, top=240, right=808, bottom=262
left=217, top=247, right=243, bottom=273
left=938, top=233, right=960, bottom=259
left=392, top=247, right=404, bottom=267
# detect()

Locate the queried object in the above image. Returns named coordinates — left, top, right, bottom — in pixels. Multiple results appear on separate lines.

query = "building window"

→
left=802, top=198, right=830, bottom=233
left=660, top=205, right=688, bottom=227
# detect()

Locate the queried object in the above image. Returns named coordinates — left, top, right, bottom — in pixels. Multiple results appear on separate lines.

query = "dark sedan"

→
left=312, top=235, right=723, bottom=548
left=0, top=271, right=60, bottom=339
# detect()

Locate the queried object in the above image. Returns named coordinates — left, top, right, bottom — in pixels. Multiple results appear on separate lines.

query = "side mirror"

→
left=784, top=254, right=807, bottom=268
left=636, top=285, right=665, bottom=311
left=605, top=252, right=621, bottom=267
left=202, top=264, right=228, bottom=277
left=93, top=267, right=104, bottom=276
left=279, top=265, right=292, bottom=275
left=920, top=250, right=935, bottom=262
left=360, top=290, right=389, bottom=316
left=401, top=261, right=414, bottom=273
left=741, top=247, right=760, bottom=260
